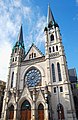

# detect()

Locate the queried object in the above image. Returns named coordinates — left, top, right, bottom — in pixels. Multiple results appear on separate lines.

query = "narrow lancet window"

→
left=52, top=64, right=56, bottom=82
left=56, top=46, right=58, bottom=51
left=57, top=63, right=62, bottom=81
left=51, top=34, right=54, bottom=41
left=11, top=72, right=14, bottom=88
left=53, top=46, right=55, bottom=52
left=49, top=47, right=51, bottom=53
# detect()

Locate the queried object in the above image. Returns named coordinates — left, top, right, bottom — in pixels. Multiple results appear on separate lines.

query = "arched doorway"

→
left=8, top=105, right=14, bottom=120
left=38, top=103, right=44, bottom=120
left=57, top=103, right=65, bottom=120
left=21, top=100, right=31, bottom=120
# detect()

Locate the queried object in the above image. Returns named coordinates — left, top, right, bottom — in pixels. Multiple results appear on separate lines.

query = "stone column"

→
left=1, top=98, right=6, bottom=119
left=14, top=109, right=17, bottom=120
left=13, top=102, right=18, bottom=120
left=17, top=108, right=21, bottom=120
left=1, top=89, right=7, bottom=119
left=32, top=103, right=35, bottom=120
left=32, top=88, right=36, bottom=120
left=44, top=86, right=48, bottom=120
left=4, top=103, right=8, bottom=120
left=45, top=103, right=49, bottom=120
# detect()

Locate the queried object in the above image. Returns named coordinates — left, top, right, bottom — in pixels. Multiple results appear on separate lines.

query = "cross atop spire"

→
left=47, top=5, right=56, bottom=27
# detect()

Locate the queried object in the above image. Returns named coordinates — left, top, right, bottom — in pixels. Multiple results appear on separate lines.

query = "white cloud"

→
left=0, top=41, right=12, bottom=82
left=0, top=0, right=47, bottom=81
left=0, top=0, right=32, bottom=81
left=35, top=16, right=46, bottom=43
left=25, top=15, right=46, bottom=51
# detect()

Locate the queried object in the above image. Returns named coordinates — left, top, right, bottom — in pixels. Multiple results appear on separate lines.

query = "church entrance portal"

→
left=8, top=105, right=14, bottom=120
left=21, top=100, right=31, bottom=120
left=38, top=103, right=44, bottom=120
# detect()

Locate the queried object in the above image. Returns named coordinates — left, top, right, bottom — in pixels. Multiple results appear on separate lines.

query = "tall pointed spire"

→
left=47, top=5, right=55, bottom=26
left=17, top=25, right=25, bottom=49
left=12, top=25, right=25, bottom=53
left=18, top=25, right=23, bottom=43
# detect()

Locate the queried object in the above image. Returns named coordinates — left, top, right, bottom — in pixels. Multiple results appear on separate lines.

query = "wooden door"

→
left=38, top=110, right=44, bottom=120
left=21, top=100, right=31, bottom=120
left=27, top=110, right=31, bottom=120
left=9, top=111, right=14, bottom=119
left=21, top=110, right=26, bottom=120
left=8, top=105, right=14, bottom=120
left=38, top=103, right=44, bottom=120
left=21, top=110, right=31, bottom=120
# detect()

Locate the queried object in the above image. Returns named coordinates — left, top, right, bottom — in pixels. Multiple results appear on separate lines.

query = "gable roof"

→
left=24, top=43, right=44, bottom=61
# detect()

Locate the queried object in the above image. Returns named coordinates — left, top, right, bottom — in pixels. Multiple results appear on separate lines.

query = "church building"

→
left=1, top=5, right=77, bottom=120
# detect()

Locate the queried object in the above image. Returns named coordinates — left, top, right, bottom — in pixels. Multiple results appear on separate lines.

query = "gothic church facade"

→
left=1, top=5, right=77, bottom=120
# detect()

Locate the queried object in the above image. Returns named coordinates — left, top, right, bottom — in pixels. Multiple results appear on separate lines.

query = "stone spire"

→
left=47, top=5, right=59, bottom=28
left=47, top=5, right=55, bottom=26
left=12, top=25, right=25, bottom=53
left=18, top=25, right=23, bottom=44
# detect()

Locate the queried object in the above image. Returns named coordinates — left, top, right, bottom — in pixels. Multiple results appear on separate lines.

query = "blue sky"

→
left=0, top=0, right=78, bottom=81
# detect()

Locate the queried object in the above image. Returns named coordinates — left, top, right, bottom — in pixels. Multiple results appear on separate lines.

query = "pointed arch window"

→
left=29, top=54, right=31, bottom=59
left=32, top=53, right=33, bottom=58
left=60, top=86, right=63, bottom=92
left=57, top=63, right=62, bottom=81
left=52, top=64, right=56, bottom=82
left=12, top=58, right=14, bottom=62
left=49, top=47, right=51, bottom=53
left=21, top=100, right=31, bottom=110
left=50, top=34, right=54, bottom=41
left=15, top=57, right=17, bottom=61
left=34, top=53, right=36, bottom=57
left=53, top=46, right=55, bottom=52
left=11, top=72, right=14, bottom=88
left=15, top=48, right=17, bottom=53
left=56, top=45, right=58, bottom=51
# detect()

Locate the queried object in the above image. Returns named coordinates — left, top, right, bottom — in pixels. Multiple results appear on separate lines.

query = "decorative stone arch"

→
left=21, top=64, right=45, bottom=80
left=18, top=96, right=32, bottom=110
left=8, top=102, right=17, bottom=109
left=18, top=97, right=32, bottom=120
left=36, top=101, right=45, bottom=110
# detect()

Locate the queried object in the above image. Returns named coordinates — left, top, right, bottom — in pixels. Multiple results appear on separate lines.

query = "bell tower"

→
left=45, top=5, right=63, bottom=59
left=44, top=5, right=67, bottom=84
left=44, top=5, right=76, bottom=120
left=7, top=25, right=25, bottom=90
left=1, top=25, right=25, bottom=120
